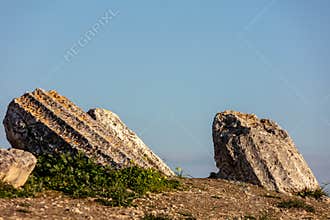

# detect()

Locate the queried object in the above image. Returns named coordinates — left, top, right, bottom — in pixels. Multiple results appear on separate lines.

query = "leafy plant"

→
left=297, top=185, right=328, bottom=200
left=0, top=151, right=180, bottom=207
left=175, top=167, right=183, bottom=177
left=174, top=167, right=193, bottom=178
left=0, top=181, right=36, bottom=198
left=277, top=199, right=315, bottom=213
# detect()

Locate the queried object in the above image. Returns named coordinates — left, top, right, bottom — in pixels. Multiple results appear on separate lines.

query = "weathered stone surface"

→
left=87, top=108, right=174, bottom=176
left=212, top=110, right=319, bottom=193
left=3, top=88, right=174, bottom=176
left=0, top=148, right=37, bottom=188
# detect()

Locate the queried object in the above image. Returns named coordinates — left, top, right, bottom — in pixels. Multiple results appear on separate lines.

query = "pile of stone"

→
left=1, top=88, right=174, bottom=188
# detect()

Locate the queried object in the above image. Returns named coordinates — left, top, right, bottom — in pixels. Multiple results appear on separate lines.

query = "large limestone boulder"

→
left=0, top=148, right=37, bottom=188
left=87, top=108, right=174, bottom=176
left=3, top=88, right=174, bottom=176
left=212, top=110, right=319, bottom=193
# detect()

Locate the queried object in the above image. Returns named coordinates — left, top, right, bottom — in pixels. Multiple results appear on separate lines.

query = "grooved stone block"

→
left=3, top=88, right=174, bottom=176
left=87, top=108, right=174, bottom=177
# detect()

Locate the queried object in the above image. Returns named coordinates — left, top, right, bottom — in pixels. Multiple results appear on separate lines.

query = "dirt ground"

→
left=0, top=178, right=329, bottom=220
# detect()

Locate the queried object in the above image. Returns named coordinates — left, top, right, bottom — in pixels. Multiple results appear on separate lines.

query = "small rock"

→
left=0, top=148, right=37, bottom=188
left=70, top=207, right=83, bottom=214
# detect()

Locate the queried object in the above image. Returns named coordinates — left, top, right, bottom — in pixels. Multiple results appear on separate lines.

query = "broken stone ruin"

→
left=212, top=110, right=319, bottom=194
left=2, top=88, right=174, bottom=185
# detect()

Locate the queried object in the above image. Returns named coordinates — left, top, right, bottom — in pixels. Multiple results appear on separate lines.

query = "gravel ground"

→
left=0, top=178, right=329, bottom=220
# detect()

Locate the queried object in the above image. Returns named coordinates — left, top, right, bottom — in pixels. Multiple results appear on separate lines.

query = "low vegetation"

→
left=0, top=151, right=180, bottom=206
left=297, top=186, right=328, bottom=200
left=174, top=167, right=193, bottom=178
left=277, top=199, right=315, bottom=213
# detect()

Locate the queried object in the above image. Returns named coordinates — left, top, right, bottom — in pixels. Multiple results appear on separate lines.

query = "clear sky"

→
left=0, top=1, right=329, bottom=186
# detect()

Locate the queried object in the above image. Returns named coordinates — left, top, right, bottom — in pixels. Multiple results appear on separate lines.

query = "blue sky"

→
left=0, top=1, right=329, bottom=185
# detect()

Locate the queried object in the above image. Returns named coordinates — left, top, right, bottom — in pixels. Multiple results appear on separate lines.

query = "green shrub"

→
left=0, top=181, right=26, bottom=198
left=297, top=186, right=328, bottom=200
left=277, top=199, right=315, bottom=213
left=0, top=151, right=180, bottom=206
